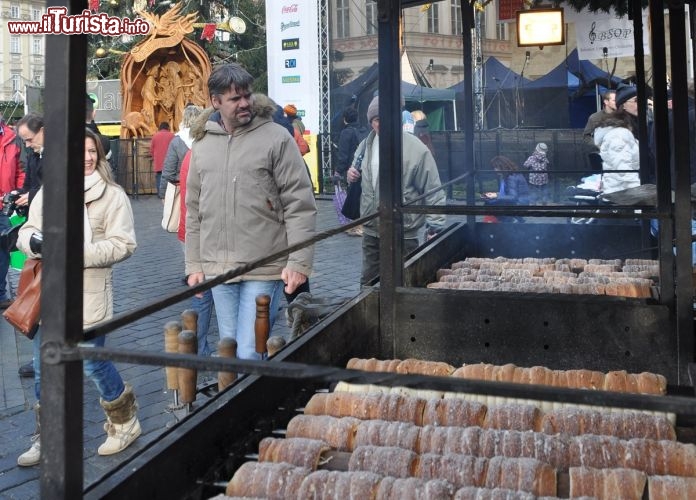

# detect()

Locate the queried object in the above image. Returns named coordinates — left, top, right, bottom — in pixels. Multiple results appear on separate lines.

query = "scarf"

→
left=83, top=171, right=101, bottom=243
left=177, top=127, right=194, bottom=149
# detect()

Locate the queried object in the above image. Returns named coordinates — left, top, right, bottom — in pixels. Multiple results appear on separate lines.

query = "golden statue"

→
left=120, top=3, right=211, bottom=138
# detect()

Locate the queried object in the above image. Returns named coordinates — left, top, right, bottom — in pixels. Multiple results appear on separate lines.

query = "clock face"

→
left=229, top=16, right=246, bottom=34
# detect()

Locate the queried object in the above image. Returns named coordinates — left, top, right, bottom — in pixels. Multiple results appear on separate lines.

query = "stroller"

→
left=566, top=153, right=606, bottom=224
left=566, top=185, right=605, bottom=224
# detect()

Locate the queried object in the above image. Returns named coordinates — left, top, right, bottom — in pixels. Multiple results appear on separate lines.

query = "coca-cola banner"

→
left=569, top=8, right=650, bottom=60
left=265, top=2, right=320, bottom=134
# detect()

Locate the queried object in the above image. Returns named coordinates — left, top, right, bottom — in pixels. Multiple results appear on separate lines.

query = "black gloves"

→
left=29, top=232, right=43, bottom=254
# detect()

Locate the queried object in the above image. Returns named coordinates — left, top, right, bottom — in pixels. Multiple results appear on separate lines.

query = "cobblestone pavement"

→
left=0, top=195, right=362, bottom=498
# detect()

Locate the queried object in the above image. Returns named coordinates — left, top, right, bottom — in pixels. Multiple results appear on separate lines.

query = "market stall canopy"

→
left=331, top=63, right=458, bottom=132
left=449, top=57, right=529, bottom=92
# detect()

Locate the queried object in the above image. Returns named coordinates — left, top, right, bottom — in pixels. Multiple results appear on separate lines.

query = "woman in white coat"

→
left=16, top=128, right=140, bottom=466
left=593, top=85, right=641, bottom=194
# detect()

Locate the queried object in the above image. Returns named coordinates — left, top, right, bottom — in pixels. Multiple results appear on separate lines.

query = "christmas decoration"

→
left=200, top=23, right=216, bottom=42
left=120, top=2, right=211, bottom=138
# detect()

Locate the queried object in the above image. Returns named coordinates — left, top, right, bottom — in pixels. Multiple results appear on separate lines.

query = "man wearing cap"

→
left=583, top=89, right=617, bottom=147
left=346, top=96, right=446, bottom=285
left=284, top=104, right=305, bottom=136
left=592, top=84, right=640, bottom=194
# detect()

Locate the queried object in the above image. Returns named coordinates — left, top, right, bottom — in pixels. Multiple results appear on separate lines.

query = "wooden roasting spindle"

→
left=164, top=321, right=182, bottom=406
left=177, top=329, right=197, bottom=408
left=218, top=337, right=238, bottom=391
left=255, top=294, right=271, bottom=358
left=180, top=309, right=199, bottom=336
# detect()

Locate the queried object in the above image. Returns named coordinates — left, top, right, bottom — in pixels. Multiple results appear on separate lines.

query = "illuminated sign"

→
left=282, top=38, right=299, bottom=50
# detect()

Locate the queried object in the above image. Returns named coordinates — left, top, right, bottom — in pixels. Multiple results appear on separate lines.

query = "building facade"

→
left=331, top=0, right=512, bottom=89
left=0, top=0, right=45, bottom=104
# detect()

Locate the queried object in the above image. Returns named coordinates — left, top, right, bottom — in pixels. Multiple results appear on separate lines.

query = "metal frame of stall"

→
left=39, top=0, right=696, bottom=498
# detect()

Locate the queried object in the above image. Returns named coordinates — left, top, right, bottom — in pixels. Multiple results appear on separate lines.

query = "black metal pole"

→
left=462, top=2, right=476, bottom=247
left=648, top=0, right=676, bottom=308
left=42, top=0, right=87, bottom=496
left=667, top=1, right=693, bottom=383
left=377, top=0, right=403, bottom=357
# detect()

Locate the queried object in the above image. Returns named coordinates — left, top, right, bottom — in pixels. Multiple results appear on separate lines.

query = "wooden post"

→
left=217, top=337, right=237, bottom=391
left=181, top=309, right=198, bottom=336
left=255, top=294, right=271, bottom=358
left=177, top=329, right=197, bottom=409
left=164, top=321, right=181, bottom=407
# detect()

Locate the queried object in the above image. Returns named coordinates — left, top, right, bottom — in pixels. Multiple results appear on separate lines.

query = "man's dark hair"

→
left=16, top=112, right=44, bottom=133
left=158, top=122, right=170, bottom=130
left=343, top=107, right=358, bottom=124
left=208, top=63, right=254, bottom=98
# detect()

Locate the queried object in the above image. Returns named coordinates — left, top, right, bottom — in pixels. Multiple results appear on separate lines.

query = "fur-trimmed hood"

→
left=190, top=93, right=278, bottom=142
left=594, top=110, right=636, bottom=133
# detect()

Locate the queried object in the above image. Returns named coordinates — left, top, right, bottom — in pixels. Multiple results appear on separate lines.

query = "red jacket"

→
left=150, top=129, right=175, bottom=173
left=177, top=149, right=192, bottom=242
left=0, top=126, right=23, bottom=208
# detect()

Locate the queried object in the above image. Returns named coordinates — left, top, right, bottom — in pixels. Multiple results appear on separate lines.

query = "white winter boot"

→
left=18, top=435, right=41, bottom=466
left=97, top=383, right=142, bottom=456
left=18, top=403, right=41, bottom=467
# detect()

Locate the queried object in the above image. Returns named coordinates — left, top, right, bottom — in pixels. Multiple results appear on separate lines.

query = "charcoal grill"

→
left=39, top=0, right=696, bottom=497
left=83, top=220, right=694, bottom=499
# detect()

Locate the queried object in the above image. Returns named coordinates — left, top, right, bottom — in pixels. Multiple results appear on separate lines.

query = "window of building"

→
left=336, top=0, right=350, bottom=38
left=366, top=0, right=377, bottom=35
left=10, top=4, right=19, bottom=18
left=496, top=22, right=508, bottom=40
left=32, top=72, right=42, bottom=86
left=11, top=74, right=21, bottom=92
left=450, top=0, right=462, bottom=35
left=32, top=7, right=41, bottom=21
left=427, top=3, right=440, bottom=34
left=32, top=37, right=42, bottom=55
left=10, top=36, right=20, bottom=54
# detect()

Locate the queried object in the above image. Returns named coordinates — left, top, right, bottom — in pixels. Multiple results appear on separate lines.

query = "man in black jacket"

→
left=335, top=107, right=368, bottom=177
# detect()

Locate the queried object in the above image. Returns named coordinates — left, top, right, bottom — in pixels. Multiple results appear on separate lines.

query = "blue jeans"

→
left=180, top=242, right=214, bottom=356
left=32, top=329, right=125, bottom=402
left=155, top=172, right=164, bottom=199
left=0, top=214, right=10, bottom=300
left=211, top=280, right=284, bottom=360
left=193, top=289, right=213, bottom=356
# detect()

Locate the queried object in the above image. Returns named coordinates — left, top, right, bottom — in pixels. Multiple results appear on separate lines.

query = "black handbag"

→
left=340, top=141, right=367, bottom=221
left=341, top=179, right=362, bottom=220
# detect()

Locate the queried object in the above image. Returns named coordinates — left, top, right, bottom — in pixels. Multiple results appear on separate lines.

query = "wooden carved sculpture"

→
left=120, top=3, right=211, bottom=138
left=121, top=111, right=156, bottom=138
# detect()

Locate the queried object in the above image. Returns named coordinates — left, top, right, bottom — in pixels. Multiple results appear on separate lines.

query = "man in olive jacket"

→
left=185, top=64, right=316, bottom=360
left=347, top=96, right=446, bottom=285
